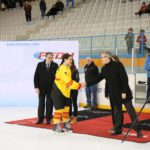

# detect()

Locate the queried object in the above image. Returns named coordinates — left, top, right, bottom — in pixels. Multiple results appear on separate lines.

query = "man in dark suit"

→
left=34, top=52, right=58, bottom=124
left=86, top=51, right=142, bottom=138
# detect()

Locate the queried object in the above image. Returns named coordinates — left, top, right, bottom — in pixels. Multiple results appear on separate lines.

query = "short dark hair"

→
left=46, top=52, right=53, bottom=57
left=140, top=29, right=145, bottom=33
left=128, top=28, right=133, bottom=32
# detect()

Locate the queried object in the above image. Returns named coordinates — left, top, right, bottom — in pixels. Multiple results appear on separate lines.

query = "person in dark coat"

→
left=84, top=57, right=99, bottom=109
left=55, top=0, right=64, bottom=12
left=135, top=2, right=147, bottom=17
left=86, top=51, right=142, bottom=138
left=34, top=52, right=58, bottom=124
left=125, top=28, right=135, bottom=54
left=39, top=0, right=46, bottom=18
left=105, top=55, right=124, bottom=132
left=24, top=1, right=32, bottom=22
left=69, top=59, right=80, bottom=124
left=45, top=4, right=57, bottom=19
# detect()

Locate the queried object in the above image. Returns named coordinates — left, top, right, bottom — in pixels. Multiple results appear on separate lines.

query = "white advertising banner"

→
left=0, top=41, right=79, bottom=106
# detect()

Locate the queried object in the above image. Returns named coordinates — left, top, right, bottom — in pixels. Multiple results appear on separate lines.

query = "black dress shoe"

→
left=84, top=104, right=92, bottom=108
left=111, top=129, right=122, bottom=136
left=91, top=106, right=98, bottom=111
left=147, top=98, right=150, bottom=103
left=136, top=130, right=143, bottom=138
left=35, top=120, right=43, bottom=124
left=46, top=120, right=51, bottom=125
left=138, top=81, right=146, bottom=84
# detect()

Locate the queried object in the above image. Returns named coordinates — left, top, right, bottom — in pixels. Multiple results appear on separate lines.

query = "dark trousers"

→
left=85, top=84, right=97, bottom=106
left=114, top=100, right=140, bottom=131
left=127, top=47, right=132, bottom=54
left=126, top=44, right=133, bottom=54
left=38, top=93, right=53, bottom=121
left=51, top=83, right=70, bottom=110
left=66, top=0, right=75, bottom=7
left=25, top=14, right=31, bottom=22
left=69, top=90, right=78, bottom=117
left=147, top=77, right=150, bottom=99
left=109, top=99, right=124, bottom=127
left=40, top=8, right=46, bottom=18
left=135, top=11, right=146, bottom=17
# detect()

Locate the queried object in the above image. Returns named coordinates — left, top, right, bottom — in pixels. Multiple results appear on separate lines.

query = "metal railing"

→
left=40, top=32, right=150, bottom=59
left=29, top=32, right=150, bottom=73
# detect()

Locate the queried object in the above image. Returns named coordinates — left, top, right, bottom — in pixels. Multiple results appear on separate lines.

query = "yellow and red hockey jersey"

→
left=54, top=64, right=81, bottom=98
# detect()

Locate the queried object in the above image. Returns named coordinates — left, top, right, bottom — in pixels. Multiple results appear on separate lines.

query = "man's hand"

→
left=122, top=93, right=127, bottom=99
left=35, top=88, right=40, bottom=95
left=80, top=82, right=86, bottom=88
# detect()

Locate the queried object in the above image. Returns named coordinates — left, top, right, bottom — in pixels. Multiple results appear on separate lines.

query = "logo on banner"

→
left=34, top=52, right=75, bottom=60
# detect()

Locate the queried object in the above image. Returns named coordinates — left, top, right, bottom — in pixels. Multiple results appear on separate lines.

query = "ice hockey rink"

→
left=0, top=107, right=149, bottom=150
left=0, top=37, right=149, bottom=150
left=1, top=0, right=150, bottom=149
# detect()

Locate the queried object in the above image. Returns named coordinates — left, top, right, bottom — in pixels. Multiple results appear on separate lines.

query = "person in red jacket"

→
left=24, top=1, right=32, bottom=23
left=136, top=29, right=147, bottom=54
left=135, top=2, right=147, bottom=17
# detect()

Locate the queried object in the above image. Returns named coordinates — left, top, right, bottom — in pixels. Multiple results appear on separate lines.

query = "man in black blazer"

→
left=86, top=51, right=142, bottom=138
left=34, top=52, right=58, bottom=124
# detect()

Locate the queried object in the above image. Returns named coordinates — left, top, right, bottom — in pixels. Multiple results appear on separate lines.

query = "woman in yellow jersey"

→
left=51, top=53, right=84, bottom=132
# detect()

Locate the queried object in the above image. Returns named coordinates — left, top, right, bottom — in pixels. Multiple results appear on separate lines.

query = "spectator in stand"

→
left=39, top=0, right=46, bottom=18
left=45, top=4, right=57, bottom=19
left=1, top=0, right=22, bottom=9
left=1, top=2, right=5, bottom=11
left=24, top=1, right=32, bottom=23
left=125, top=28, right=135, bottom=54
left=135, top=2, right=147, bottom=17
left=3, top=0, right=11, bottom=9
left=66, top=0, right=75, bottom=8
left=136, top=29, right=147, bottom=54
left=55, top=0, right=64, bottom=12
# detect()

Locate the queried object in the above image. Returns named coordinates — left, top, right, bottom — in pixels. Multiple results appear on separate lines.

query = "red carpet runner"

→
left=6, top=113, right=150, bottom=143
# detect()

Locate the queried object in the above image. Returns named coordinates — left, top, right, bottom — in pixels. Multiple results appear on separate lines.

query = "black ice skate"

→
left=52, top=124, right=64, bottom=133
left=63, top=122, right=73, bottom=132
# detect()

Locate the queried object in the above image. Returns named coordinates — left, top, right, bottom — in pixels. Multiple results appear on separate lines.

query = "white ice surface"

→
left=0, top=107, right=149, bottom=150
